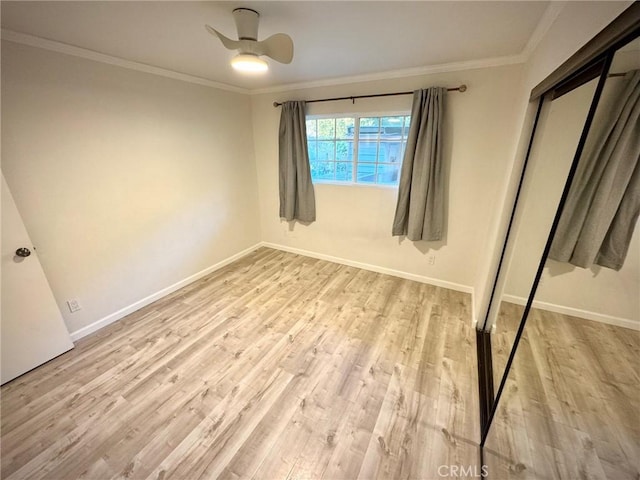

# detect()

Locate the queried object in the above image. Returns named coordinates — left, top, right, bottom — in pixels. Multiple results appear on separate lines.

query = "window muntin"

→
left=306, top=114, right=410, bottom=186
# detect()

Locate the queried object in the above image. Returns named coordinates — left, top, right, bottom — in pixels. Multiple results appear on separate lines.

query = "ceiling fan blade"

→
left=256, top=33, right=294, bottom=64
left=205, top=24, right=241, bottom=50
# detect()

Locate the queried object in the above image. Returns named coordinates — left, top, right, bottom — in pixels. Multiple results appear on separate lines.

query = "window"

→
left=306, top=114, right=411, bottom=186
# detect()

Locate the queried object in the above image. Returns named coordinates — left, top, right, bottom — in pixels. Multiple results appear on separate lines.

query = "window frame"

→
left=306, top=111, right=411, bottom=188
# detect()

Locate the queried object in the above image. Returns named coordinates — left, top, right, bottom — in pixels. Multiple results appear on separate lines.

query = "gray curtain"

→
left=279, top=101, right=316, bottom=222
left=392, top=87, right=446, bottom=241
left=549, top=70, right=640, bottom=270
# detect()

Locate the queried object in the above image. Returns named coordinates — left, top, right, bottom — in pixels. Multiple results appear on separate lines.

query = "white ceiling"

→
left=1, top=1, right=552, bottom=92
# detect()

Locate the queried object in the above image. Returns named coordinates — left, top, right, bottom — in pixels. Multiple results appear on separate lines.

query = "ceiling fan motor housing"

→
left=233, top=8, right=260, bottom=41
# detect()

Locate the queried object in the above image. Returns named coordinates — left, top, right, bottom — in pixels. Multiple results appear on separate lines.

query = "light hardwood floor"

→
left=485, top=303, right=640, bottom=480
left=1, top=247, right=479, bottom=480
left=491, top=301, right=526, bottom=394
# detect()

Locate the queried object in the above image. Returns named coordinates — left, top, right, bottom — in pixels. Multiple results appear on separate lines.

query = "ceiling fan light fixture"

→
left=231, top=54, right=268, bottom=73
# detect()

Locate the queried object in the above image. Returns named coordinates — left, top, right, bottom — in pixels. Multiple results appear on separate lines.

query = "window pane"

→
left=359, top=117, right=379, bottom=139
left=312, top=161, right=335, bottom=180
left=336, top=140, right=353, bottom=161
left=360, top=117, right=379, bottom=128
left=358, top=140, right=378, bottom=163
left=378, top=141, right=404, bottom=163
left=317, top=141, right=335, bottom=161
left=309, top=157, right=320, bottom=173
left=307, top=141, right=317, bottom=162
left=317, top=119, right=335, bottom=139
left=403, top=116, right=411, bottom=137
left=377, top=164, right=400, bottom=185
left=336, top=118, right=355, bottom=138
left=380, top=116, right=404, bottom=137
left=308, top=114, right=409, bottom=186
left=356, top=163, right=376, bottom=183
left=335, top=162, right=353, bottom=181
left=306, top=119, right=317, bottom=139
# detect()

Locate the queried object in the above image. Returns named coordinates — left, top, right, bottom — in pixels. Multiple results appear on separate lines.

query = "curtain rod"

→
left=272, top=84, right=467, bottom=107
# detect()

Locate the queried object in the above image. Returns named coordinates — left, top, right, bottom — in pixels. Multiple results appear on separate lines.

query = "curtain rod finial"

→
left=273, top=101, right=281, bottom=107
left=459, top=85, right=467, bottom=92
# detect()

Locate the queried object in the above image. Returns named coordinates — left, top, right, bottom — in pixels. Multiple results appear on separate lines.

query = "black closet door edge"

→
left=476, top=329, right=494, bottom=437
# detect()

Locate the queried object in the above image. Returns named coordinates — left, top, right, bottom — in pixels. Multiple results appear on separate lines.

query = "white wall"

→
left=251, top=64, right=525, bottom=302
left=475, top=1, right=633, bottom=329
left=1, top=41, right=261, bottom=335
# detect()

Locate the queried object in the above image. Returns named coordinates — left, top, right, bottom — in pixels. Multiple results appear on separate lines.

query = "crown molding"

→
left=1, top=29, right=249, bottom=94
left=248, top=53, right=527, bottom=95
left=251, top=2, right=567, bottom=96
left=2, top=2, right=564, bottom=98
left=520, top=1, right=566, bottom=59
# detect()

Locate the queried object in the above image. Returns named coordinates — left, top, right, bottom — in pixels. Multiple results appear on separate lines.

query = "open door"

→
left=1, top=174, right=74, bottom=384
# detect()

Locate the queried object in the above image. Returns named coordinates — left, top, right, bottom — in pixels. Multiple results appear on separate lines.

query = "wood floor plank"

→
left=1, top=247, right=478, bottom=480
left=485, top=303, right=640, bottom=479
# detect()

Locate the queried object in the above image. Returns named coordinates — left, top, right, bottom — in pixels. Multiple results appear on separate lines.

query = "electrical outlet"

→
left=427, top=255, right=436, bottom=265
left=67, top=299, right=82, bottom=313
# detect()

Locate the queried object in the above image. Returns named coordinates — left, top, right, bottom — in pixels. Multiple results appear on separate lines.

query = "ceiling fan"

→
left=205, top=8, right=294, bottom=73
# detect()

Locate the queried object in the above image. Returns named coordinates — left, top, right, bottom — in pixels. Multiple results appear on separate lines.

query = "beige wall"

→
left=2, top=1, right=633, bottom=339
left=503, top=48, right=640, bottom=326
left=251, top=64, right=525, bottom=304
left=502, top=80, right=599, bottom=301
left=523, top=1, right=634, bottom=94
left=1, top=41, right=261, bottom=335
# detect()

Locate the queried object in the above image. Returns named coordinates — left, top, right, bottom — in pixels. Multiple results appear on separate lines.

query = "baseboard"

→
left=502, top=294, right=639, bottom=331
left=70, top=240, right=478, bottom=341
left=261, top=242, right=477, bottom=325
left=261, top=241, right=474, bottom=295
left=69, top=243, right=262, bottom=341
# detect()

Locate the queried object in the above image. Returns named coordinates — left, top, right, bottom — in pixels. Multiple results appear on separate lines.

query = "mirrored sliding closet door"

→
left=482, top=24, right=640, bottom=480
left=485, top=75, right=602, bottom=393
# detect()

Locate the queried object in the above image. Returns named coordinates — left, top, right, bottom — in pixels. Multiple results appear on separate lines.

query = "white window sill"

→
left=312, top=180, right=399, bottom=189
